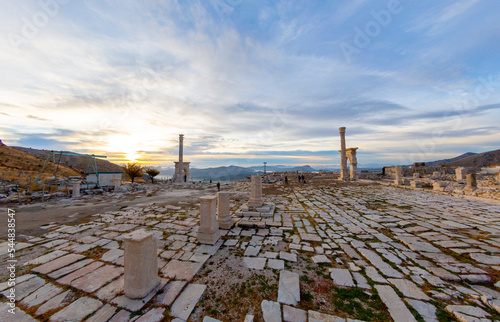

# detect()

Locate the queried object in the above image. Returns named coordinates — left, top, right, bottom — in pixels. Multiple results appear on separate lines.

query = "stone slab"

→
left=35, top=290, right=72, bottom=316
left=56, top=261, right=104, bottom=285
left=283, top=305, right=306, bottom=322
left=86, top=304, right=117, bottom=322
left=388, top=278, right=431, bottom=301
left=71, top=264, right=123, bottom=293
left=278, top=270, right=300, bottom=306
left=375, top=285, right=417, bottom=322
left=161, top=260, right=203, bottom=281
left=32, top=254, right=85, bottom=274
left=20, top=283, right=63, bottom=308
left=157, top=280, right=187, bottom=306
left=407, top=299, right=438, bottom=322
left=171, top=284, right=207, bottom=321
left=243, top=257, right=267, bottom=269
left=49, top=297, right=103, bottom=321
left=25, top=250, right=67, bottom=266
left=330, top=268, right=355, bottom=287
left=261, top=300, right=281, bottom=322
left=95, top=276, right=124, bottom=301
left=136, top=308, right=165, bottom=322
left=267, top=259, right=285, bottom=270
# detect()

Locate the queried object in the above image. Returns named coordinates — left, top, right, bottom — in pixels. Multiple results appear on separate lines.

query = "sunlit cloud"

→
left=0, top=0, right=499, bottom=169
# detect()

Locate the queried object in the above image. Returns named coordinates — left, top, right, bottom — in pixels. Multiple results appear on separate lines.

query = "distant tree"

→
left=145, top=167, right=160, bottom=183
left=122, top=163, right=143, bottom=183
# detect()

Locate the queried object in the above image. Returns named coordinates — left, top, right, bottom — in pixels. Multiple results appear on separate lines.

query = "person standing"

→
left=217, top=182, right=221, bottom=191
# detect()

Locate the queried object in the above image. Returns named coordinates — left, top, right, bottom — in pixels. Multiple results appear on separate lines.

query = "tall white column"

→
left=178, top=134, right=184, bottom=182
left=339, top=127, right=349, bottom=181
left=71, top=180, right=80, bottom=199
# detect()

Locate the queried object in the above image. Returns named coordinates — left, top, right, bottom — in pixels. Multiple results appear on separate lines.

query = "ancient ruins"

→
left=1, top=131, right=500, bottom=322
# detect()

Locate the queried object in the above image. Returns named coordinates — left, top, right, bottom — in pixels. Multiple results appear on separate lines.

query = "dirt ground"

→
left=0, top=185, right=220, bottom=239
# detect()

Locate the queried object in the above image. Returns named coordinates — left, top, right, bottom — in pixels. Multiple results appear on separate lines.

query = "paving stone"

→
left=101, top=249, right=124, bottom=262
left=171, top=284, right=207, bottom=321
left=445, top=305, right=491, bottom=321
left=108, top=309, right=132, bottom=321
left=95, top=276, right=123, bottom=301
left=283, top=305, right=306, bottom=321
left=35, top=290, right=73, bottom=316
left=157, top=280, right=187, bottom=306
left=3, top=276, right=46, bottom=300
left=86, top=304, right=117, bottom=322
left=267, top=259, right=285, bottom=270
left=20, top=283, right=63, bottom=308
left=244, top=245, right=261, bottom=256
left=71, top=264, right=122, bottom=293
left=0, top=274, right=35, bottom=292
left=357, top=248, right=403, bottom=278
left=56, top=261, right=104, bottom=285
left=470, top=253, right=500, bottom=265
left=32, top=254, right=85, bottom=274
left=25, top=250, right=68, bottom=266
left=136, top=308, right=165, bottom=322
left=375, top=285, right=417, bottom=322
left=312, top=254, right=331, bottom=264
left=278, top=270, right=300, bottom=306
left=407, top=299, right=438, bottom=322
left=388, top=278, right=431, bottom=301
left=330, top=268, right=355, bottom=287
left=262, top=251, right=279, bottom=259
left=308, top=310, right=344, bottom=321
left=203, top=317, right=222, bottom=322
left=112, top=282, right=164, bottom=311
left=279, top=251, right=297, bottom=262
left=427, top=267, right=461, bottom=282
left=461, top=274, right=491, bottom=284
left=0, top=306, right=37, bottom=321
left=49, top=297, right=103, bottom=321
left=352, top=272, right=371, bottom=289
left=365, top=266, right=388, bottom=284
left=261, top=300, right=281, bottom=322
left=243, top=257, right=267, bottom=269
left=161, top=260, right=203, bottom=281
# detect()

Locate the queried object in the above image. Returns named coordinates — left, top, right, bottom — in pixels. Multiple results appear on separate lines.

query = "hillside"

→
left=190, top=165, right=255, bottom=181
left=443, top=149, right=500, bottom=168
left=12, top=146, right=123, bottom=174
left=425, top=152, right=476, bottom=167
left=0, top=143, right=82, bottom=184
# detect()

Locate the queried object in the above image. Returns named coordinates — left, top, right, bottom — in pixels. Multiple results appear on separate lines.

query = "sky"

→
left=1, top=0, right=499, bottom=169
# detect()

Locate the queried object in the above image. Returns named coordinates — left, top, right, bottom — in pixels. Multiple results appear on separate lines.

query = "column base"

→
left=217, top=217, right=234, bottom=230
left=197, top=230, right=221, bottom=245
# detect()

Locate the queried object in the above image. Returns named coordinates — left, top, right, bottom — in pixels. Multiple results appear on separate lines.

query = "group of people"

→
left=283, top=175, right=306, bottom=184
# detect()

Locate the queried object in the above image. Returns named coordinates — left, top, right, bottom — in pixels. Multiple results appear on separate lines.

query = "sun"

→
left=126, top=151, right=140, bottom=162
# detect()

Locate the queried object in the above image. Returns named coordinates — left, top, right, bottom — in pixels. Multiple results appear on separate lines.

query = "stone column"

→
left=197, top=195, right=220, bottom=245
left=177, top=134, right=184, bottom=182
left=248, top=175, right=264, bottom=208
left=346, top=148, right=358, bottom=181
left=71, top=180, right=80, bottom=199
left=394, top=166, right=403, bottom=185
left=466, top=173, right=477, bottom=190
left=217, top=192, right=234, bottom=229
left=455, top=167, right=467, bottom=181
left=339, top=127, right=349, bottom=181
left=124, top=229, right=159, bottom=299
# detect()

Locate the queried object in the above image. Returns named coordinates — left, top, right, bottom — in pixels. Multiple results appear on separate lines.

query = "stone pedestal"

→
left=411, top=181, right=422, bottom=188
left=217, top=192, right=234, bottom=229
left=248, top=175, right=264, bottom=208
left=71, top=180, right=80, bottom=199
left=466, top=173, right=477, bottom=190
left=124, top=229, right=159, bottom=299
left=197, top=196, right=220, bottom=245
left=456, top=167, right=467, bottom=181
left=339, top=127, right=349, bottom=181
left=113, top=178, right=121, bottom=190
left=394, top=166, right=403, bottom=185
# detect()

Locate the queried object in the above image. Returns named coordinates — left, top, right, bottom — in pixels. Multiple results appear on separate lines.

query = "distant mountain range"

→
left=443, top=149, right=500, bottom=168
left=423, top=152, right=477, bottom=167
